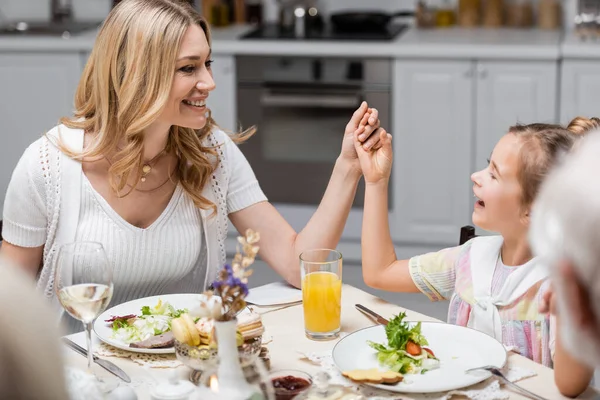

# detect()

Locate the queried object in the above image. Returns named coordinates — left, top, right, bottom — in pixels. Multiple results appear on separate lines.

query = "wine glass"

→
left=54, top=242, right=114, bottom=385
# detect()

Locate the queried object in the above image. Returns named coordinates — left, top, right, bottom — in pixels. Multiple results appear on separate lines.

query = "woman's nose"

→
left=471, top=171, right=480, bottom=185
left=196, top=72, right=216, bottom=92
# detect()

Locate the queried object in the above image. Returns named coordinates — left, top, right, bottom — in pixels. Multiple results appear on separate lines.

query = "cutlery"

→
left=62, top=338, right=131, bottom=383
left=466, top=365, right=547, bottom=400
left=355, top=304, right=389, bottom=325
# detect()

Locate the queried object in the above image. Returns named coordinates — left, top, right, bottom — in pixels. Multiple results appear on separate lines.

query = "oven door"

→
left=236, top=58, right=391, bottom=240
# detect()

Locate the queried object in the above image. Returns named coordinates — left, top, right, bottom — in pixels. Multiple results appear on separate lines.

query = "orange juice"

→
left=302, top=271, right=342, bottom=333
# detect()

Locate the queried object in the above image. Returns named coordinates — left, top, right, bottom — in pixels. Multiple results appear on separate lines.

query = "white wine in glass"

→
left=55, top=242, right=114, bottom=375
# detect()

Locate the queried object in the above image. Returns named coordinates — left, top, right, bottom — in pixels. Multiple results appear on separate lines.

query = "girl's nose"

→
left=471, top=171, right=481, bottom=185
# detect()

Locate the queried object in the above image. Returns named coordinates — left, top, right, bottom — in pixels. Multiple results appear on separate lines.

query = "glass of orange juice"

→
left=300, top=249, right=342, bottom=340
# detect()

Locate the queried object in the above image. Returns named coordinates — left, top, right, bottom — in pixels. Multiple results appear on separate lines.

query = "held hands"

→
left=340, top=101, right=383, bottom=176
left=353, top=110, right=393, bottom=185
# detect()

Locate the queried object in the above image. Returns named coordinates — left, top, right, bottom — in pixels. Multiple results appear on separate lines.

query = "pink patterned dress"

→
left=408, top=238, right=554, bottom=367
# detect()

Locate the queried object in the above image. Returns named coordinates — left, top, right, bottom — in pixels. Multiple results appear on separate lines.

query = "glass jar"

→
left=483, top=0, right=504, bottom=27
left=505, top=0, right=533, bottom=27
left=295, top=372, right=364, bottom=400
left=537, top=0, right=561, bottom=30
left=458, top=0, right=481, bottom=27
left=436, top=0, right=456, bottom=27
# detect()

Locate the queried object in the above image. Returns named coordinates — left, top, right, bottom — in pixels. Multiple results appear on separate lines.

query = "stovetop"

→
left=241, top=23, right=408, bottom=42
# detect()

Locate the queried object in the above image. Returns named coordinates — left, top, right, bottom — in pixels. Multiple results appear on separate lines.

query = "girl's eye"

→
left=205, top=59, right=214, bottom=68
left=179, top=65, right=196, bottom=74
left=489, top=172, right=496, bottom=180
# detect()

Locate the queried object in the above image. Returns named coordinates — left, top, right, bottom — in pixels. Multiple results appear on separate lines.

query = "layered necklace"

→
left=105, top=146, right=177, bottom=193
left=140, top=147, right=167, bottom=182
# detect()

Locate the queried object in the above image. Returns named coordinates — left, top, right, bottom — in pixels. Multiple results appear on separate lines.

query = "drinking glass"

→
left=300, top=249, right=342, bottom=340
left=54, top=242, right=114, bottom=376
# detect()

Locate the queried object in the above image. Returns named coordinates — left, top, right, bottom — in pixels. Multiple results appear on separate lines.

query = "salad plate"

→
left=94, top=293, right=201, bottom=354
left=332, top=316, right=507, bottom=393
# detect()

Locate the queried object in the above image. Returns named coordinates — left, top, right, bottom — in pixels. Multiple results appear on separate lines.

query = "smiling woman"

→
left=0, top=0, right=385, bottom=334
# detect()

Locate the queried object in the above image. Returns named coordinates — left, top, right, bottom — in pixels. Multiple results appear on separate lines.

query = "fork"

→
left=466, top=366, right=548, bottom=400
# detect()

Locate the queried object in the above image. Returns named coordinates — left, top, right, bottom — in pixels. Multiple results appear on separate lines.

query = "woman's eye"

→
left=205, top=59, right=214, bottom=68
left=489, top=172, right=496, bottom=180
left=179, top=65, right=196, bottom=74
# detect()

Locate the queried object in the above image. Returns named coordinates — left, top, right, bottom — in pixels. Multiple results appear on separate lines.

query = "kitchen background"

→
left=0, top=0, right=598, bottom=320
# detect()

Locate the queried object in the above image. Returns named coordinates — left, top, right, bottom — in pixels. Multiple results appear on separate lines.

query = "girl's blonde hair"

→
left=509, top=116, right=595, bottom=208
left=58, top=0, right=253, bottom=211
left=567, top=116, right=600, bottom=135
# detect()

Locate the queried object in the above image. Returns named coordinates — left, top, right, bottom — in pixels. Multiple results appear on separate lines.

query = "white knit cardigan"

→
left=2, top=124, right=267, bottom=311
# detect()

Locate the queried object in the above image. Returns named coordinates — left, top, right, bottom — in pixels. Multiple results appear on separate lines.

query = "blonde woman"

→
left=0, top=0, right=384, bottom=332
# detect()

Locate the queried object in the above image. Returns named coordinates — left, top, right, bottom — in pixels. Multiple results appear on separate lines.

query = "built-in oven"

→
left=236, top=56, right=392, bottom=240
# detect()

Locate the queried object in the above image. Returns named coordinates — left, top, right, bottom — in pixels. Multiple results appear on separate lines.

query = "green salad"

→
left=108, top=299, right=187, bottom=344
left=367, top=312, right=440, bottom=375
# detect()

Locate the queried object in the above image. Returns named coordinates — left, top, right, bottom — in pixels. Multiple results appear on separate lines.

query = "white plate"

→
left=94, top=293, right=202, bottom=354
left=332, top=322, right=507, bottom=393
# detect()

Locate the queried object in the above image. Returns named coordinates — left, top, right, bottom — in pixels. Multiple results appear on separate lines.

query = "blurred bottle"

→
left=416, top=0, right=437, bottom=28
left=483, top=0, right=504, bottom=27
left=246, top=0, right=263, bottom=24
left=458, top=0, right=481, bottom=27
left=211, top=1, right=231, bottom=26
left=436, top=0, right=456, bottom=27
left=537, top=0, right=561, bottom=29
left=505, top=0, right=533, bottom=27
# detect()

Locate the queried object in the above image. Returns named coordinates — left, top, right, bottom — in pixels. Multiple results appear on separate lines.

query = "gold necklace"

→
left=140, top=148, right=168, bottom=182
left=104, top=154, right=178, bottom=193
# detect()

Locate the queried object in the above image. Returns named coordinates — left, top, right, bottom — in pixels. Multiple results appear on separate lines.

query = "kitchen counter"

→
left=212, top=25, right=561, bottom=60
left=0, top=24, right=564, bottom=60
left=561, top=32, right=600, bottom=59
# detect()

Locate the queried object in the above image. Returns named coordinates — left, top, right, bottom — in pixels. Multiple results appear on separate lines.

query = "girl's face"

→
left=471, top=133, right=529, bottom=235
left=158, top=24, right=216, bottom=130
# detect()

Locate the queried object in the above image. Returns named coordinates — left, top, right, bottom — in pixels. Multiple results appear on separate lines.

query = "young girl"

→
left=355, top=118, right=591, bottom=366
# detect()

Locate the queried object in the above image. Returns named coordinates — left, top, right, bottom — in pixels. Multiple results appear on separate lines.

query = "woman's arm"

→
left=0, top=243, right=44, bottom=278
left=229, top=102, right=382, bottom=288
left=230, top=157, right=362, bottom=288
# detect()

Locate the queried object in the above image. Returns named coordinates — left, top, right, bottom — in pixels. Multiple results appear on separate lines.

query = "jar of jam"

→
left=295, top=371, right=364, bottom=400
left=270, top=370, right=313, bottom=400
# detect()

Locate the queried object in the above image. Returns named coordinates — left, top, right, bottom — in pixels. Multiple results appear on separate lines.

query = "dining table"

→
left=63, top=285, right=599, bottom=400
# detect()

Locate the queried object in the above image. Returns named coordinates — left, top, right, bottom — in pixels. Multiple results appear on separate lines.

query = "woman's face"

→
left=471, top=133, right=527, bottom=234
left=159, top=24, right=215, bottom=130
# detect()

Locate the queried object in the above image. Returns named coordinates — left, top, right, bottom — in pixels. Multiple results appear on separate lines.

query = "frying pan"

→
left=330, top=10, right=415, bottom=32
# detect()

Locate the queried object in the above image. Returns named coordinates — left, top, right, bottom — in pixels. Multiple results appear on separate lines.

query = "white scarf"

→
left=467, top=236, right=549, bottom=341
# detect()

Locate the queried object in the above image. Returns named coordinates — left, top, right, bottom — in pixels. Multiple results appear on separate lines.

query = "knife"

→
left=62, top=338, right=132, bottom=383
left=355, top=304, right=390, bottom=325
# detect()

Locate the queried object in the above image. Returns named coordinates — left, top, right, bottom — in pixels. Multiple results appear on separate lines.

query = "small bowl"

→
left=174, top=335, right=262, bottom=372
left=269, top=369, right=313, bottom=400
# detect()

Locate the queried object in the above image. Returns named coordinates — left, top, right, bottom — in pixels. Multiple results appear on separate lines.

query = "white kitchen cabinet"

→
left=392, top=60, right=474, bottom=245
left=393, top=59, right=558, bottom=245
left=0, top=52, right=82, bottom=212
left=475, top=61, right=558, bottom=172
left=209, top=54, right=236, bottom=132
left=560, top=60, right=600, bottom=125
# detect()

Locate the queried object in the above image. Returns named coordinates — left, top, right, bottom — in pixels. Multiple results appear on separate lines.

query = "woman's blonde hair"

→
left=58, top=0, right=252, bottom=211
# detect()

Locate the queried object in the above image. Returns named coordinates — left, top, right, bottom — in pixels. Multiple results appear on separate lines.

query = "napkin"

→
left=298, top=350, right=537, bottom=400
left=246, top=282, right=302, bottom=306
